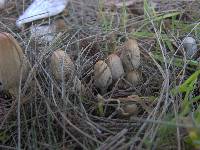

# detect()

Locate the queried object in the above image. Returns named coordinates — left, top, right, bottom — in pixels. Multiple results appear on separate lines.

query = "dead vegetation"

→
left=0, top=0, right=200, bottom=149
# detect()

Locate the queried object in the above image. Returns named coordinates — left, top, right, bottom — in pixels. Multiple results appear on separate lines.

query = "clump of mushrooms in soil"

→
left=0, top=0, right=145, bottom=118
left=1, top=0, right=199, bottom=121
left=0, top=32, right=142, bottom=119
left=94, top=38, right=141, bottom=117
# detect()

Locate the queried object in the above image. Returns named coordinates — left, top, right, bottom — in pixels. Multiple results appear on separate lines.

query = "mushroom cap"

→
left=94, top=60, right=112, bottom=91
left=50, top=49, right=75, bottom=81
left=126, top=70, right=140, bottom=85
left=0, top=32, right=28, bottom=91
left=121, top=39, right=140, bottom=71
left=106, top=54, right=124, bottom=81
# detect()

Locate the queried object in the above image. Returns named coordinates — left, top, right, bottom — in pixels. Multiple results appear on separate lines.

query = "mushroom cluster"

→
left=0, top=31, right=84, bottom=97
left=94, top=38, right=141, bottom=94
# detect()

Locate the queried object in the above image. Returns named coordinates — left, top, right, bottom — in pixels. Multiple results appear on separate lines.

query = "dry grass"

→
left=0, top=0, right=200, bottom=149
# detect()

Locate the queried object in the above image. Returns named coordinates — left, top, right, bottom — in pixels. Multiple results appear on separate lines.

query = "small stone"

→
left=183, top=36, right=198, bottom=58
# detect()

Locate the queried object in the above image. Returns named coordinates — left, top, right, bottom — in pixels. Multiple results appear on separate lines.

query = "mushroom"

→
left=183, top=36, right=198, bottom=58
left=120, top=39, right=140, bottom=71
left=126, top=70, right=140, bottom=85
left=0, top=32, right=29, bottom=95
left=50, top=49, right=75, bottom=81
left=94, top=60, right=112, bottom=94
left=106, top=54, right=124, bottom=81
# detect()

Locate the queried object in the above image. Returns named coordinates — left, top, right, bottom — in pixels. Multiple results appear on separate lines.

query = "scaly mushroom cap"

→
left=106, top=54, right=124, bottom=81
left=94, top=60, right=112, bottom=93
left=120, top=39, right=140, bottom=72
left=50, top=49, right=75, bottom=81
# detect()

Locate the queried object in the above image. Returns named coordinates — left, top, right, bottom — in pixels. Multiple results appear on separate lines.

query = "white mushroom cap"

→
left=106, top=54, right=124, bottom=81
left=94, top=60, right=112, bottom=93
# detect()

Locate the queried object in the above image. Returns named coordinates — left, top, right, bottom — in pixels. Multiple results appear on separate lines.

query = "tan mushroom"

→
left=120, top=39, right=140, bottom=71
left=126, top=70, right=140, bottom=84
left=106, top=54, right=124, bottom=81
left=0, top=32, right=28, bottom=95
left=50, top=49, right=75, bottom=81
left=94, top=60, right=112, bottom=94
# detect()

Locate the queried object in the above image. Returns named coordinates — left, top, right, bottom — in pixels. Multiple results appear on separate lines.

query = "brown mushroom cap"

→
left=94, top=60, right=112, bottom=93
left=120, top=39, right=140, bottom=72
left=126, top=70, right=140, bottom=84
left=50, top=49, right=75, bottom=81
left=106, top=54, right=124, bottom=81
left=0, top=32, right=28, bottom=91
